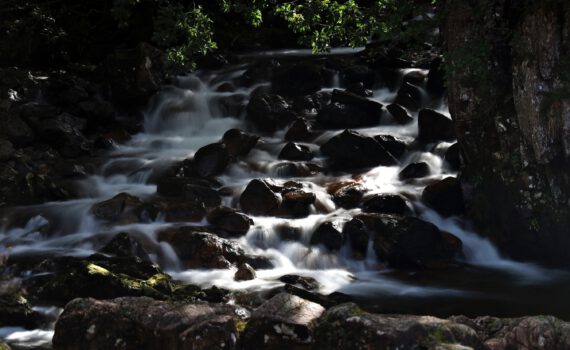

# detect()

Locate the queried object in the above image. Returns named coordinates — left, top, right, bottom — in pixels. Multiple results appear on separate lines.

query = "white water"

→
left=0, top=49, right=565, bottom=348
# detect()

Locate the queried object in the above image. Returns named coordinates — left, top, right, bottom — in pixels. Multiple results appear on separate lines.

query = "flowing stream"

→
left=2, top=49, right=569, bottom=348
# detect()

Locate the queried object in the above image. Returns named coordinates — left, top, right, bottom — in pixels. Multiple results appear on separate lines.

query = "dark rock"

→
left=280, top=188, right=316, bottom=218
left=271, top=63, right=324, bottom=96
left=157, top=227, right=244, bottom=269
left=317, top=90, right=383, bottom=129
left=194, top=143, right=230, bottom=177
left=246, top=93, right=295, bottom=132
left=207, top=206, right=253, bottom=236
left=16, top=102, right=59, bottom=122
left=398, top=162, right=431, bottom=180
left=234, top=263, right=256, bottom=281
left=321, top=130, right=398, bottom=169
left=373, top=134, right=408, bottom=159
left=53, top=297, right=241, bottom=350
left=157, top=177, right=221, bottom=208
left=100, top=232, right=150, bottom=261
left=330, top=182, right=366, bottom=209
left=278, top=142, right=313, bottom=161
left=310, top=221, right=344, bottom=251
left=314, top=303, right=483, bottom=350
left=346, top=82, right=373, bottom=97
left=362, top=194, right=412, bottom=215
left=387, top=103, right=413, bottom=125
left=284, top=118, right=316, bottom=142
left=216, top=82, right=235, bottom=93
left=403, top=70, right=427, bottom=85
left=342, top=65, right=376, bottom=88
left=394, top=82, right=424, bottom=111
left=275, top=224, right=302, bottom=241
left=272, top=162, right=321, bottom=178
left=243, top=255, right=274, bottom=270
left=239, top=179, right=281, bottom=215
left=90, top=193, right=142, bottom=223
left=422, top=177, right=465, bottom=217
left=418, top=108, right=455, bottom=143
left=278, top=275, right=320, bottom=291
left=0, top=139, right=14, bottom=161
left=32, top=113, right=88, bottom=157
left=214, top=93, right=248, bottom=117
left=342, top=218, right=369, bottom=259
left=241, top=293, right=325, bottom=349
left=358, top=213, right=461, bottom=268
left=444, top=142, right=461, bottom=171
left=148, top=199, right=206, bottom=223
left=0, top=280, right=42, bottom=329
left=222, top=128, right=259, bottom=157
left=0, top=111, right=34, bottom=147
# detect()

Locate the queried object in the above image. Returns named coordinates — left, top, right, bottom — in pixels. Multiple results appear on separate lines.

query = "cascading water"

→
left=2, top=48, right=570, bottom=348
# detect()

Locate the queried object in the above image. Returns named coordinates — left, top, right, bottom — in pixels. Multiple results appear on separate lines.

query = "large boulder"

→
left=53, top=297, right=242, bottom=350
left=310, top=221, right=344, bottom=251
left=317, top=89, right=383, bottom=129
left=239, top=179, right=281, bottom=215
left=194, top=143, right=230, bottom=177
left=207, top=206, right=253, bottom=236
left=361, top=194, right=412, bottom=215
left=329, top=181, right=366, bottom=209
left=398, top=162, right=431, bottom=180
left=279, top=188, right=316, bottom=218
left=246, top=93, right=295, bottom=132
left=157, top=227, right=245, bottom=269
left=321, top=130, right=398, bottom=170
left=418, top=108, right=455, bottom=143
left=90, top=192, right=143, bottom=224
left=342, top=218, right=370, bottom=259
left=422, top=177, right=465, bottom=217
left=222, top=129, right=259, bottom=157
left=357, top=213, right=461, bottom=268
left=387, top=103, right=413, bottom=125
left=241, top=293, right=325, bottom=349
left=278, top=142, right=314, bottom=161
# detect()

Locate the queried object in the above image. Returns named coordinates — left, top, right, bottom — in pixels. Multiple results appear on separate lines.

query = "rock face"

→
left=52, top=297, right=241, bottom=350
left=444, top=0, right=570, bottom=266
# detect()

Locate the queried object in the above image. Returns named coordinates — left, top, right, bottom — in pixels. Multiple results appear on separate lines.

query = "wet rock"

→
left=387, top=103, right=413, bottom=125
left=422, top=177, right=465, bottom=217
left=273, top=162, right=321, bottom=178
left=310, top=221, right=344, bottom=251
left=246, top=93, right=295, bottom=132
left=357, top=213, right=461, bottom=268
left=399, top=162, right=431, bottom=180
left=207, top=206, right=253, bottom=236
left=342, top=65, right=376, bottom=88
left=234, top=263, right=256, bottom=281
left=0, top=111, right=34, bottom=147
left=394, top=82, right=424, bottom=111
left=275, top=224, right=302, bottom=241
left=157, top=177, right=221, bottom=208
left=314, top=303, right=483, bottom=350
left=194, top=142, right=230, bottom=177
left=0, top=139, right=14, bottom=161
left=280, top=188, right=316, bottom=218
left=90, top=192, right=142, bottom=223
left=32, top=113, right=89, bottom=157
left=284, top=118, right=316, bottom=142
left=145, top=199, right=206, bottom=223
left=317, top=90, right=383, bottom=129
left=0, top=280, right=42, bottom=329
left=244, top=255, right=274, bottom=270
left=362, top=194, right=412, bottom=215
left=342, top=218, right=369, bottom=259
left=222, top=128, right=259, bottom=157
left=53, top=297, right=241, bottom=350
left=444, top=142, right=461, bottom=171
left=100, top=232, right=151, bottom=261
left=373, top=134, right=408, bottom=159
left=346, top=82, right=373, bottom=97
left=278, top=275, right=320, bottom=291
left=157, top=227, right=245, bottom=269
left=271, top=63, right=324, bottom=96
left=403, top=70, right=427, bottom=86
left=330, top=182, right=366, bottom=209
left=418, top=108, right=455, bottom=143
left=278, top=142, right=313, bottom=161
left=241, top=293, right=325, bottom=349
left=321, top=130, right=398, bottom=169
left=239, top=179, right=281, bottom=215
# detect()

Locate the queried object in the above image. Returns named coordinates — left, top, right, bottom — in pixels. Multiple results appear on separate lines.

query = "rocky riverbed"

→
left=1, top=45, right=570, bottom=349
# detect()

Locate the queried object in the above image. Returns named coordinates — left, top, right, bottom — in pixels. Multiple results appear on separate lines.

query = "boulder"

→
left=284, top=118, right=316, bottom=142
left=234, top=263, right=256, bottom=281
left=274, top=224, right=302, bottom=242
left=271, top=63, right=324, bottom=96
left=280, top=188, right=316, bottom=218
left=418, top=109, right=455, bottom=143
left=357, top=213, right=461, bottom=268
left=246, top=93, right=295, bottom=132
left=90, top=192, right=142, bottom=223
left=394, top=82, right=424, bottom=111
left=444, top=142, right=461, bottom=171
left=321, top=130, right=398, bottom=169
left=278, top=142, right=313, bottom=161
left=422, top=177, right=465, bottom=217
left=310, top=221, right=344, bottom=251
left=314, top=303, right=483, bottom=350
left=157, top=177, right=221, bottom=208
left=241, top=293, right=325, bottom=349
left=272, top=162, right=321, bottom=178
left=0, top=280, right=42, bottom=329
left=330, top=182, right=366, bottom=209
left=239, top=179, right=281, bottom=215
left=222, top=129, right=259, bottom=157
left=346, top=82, right=373, bottom=97
left=157, top=227, right=245, bottom=269
left=373, top=134, right=408, bottom=159
left=387, top=103, right=413, bottom=125
left=362, top=194, right=412, bottom=215
left=32, top=113, right=88, bottom=157
left=194, top=143, right=230, bottom=177
left=53, top=297, right=241, bottom=350
left=399, top=162, right=431, bottom=180
left=278, top=275, right=320, bottom=291
left=100, top=232, right=151, bottom=262
left=317, top=90, right=383, bottom=129
left=342, top=218, right=369, bottom=259
left=207, top=206, right=253, bottom=236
